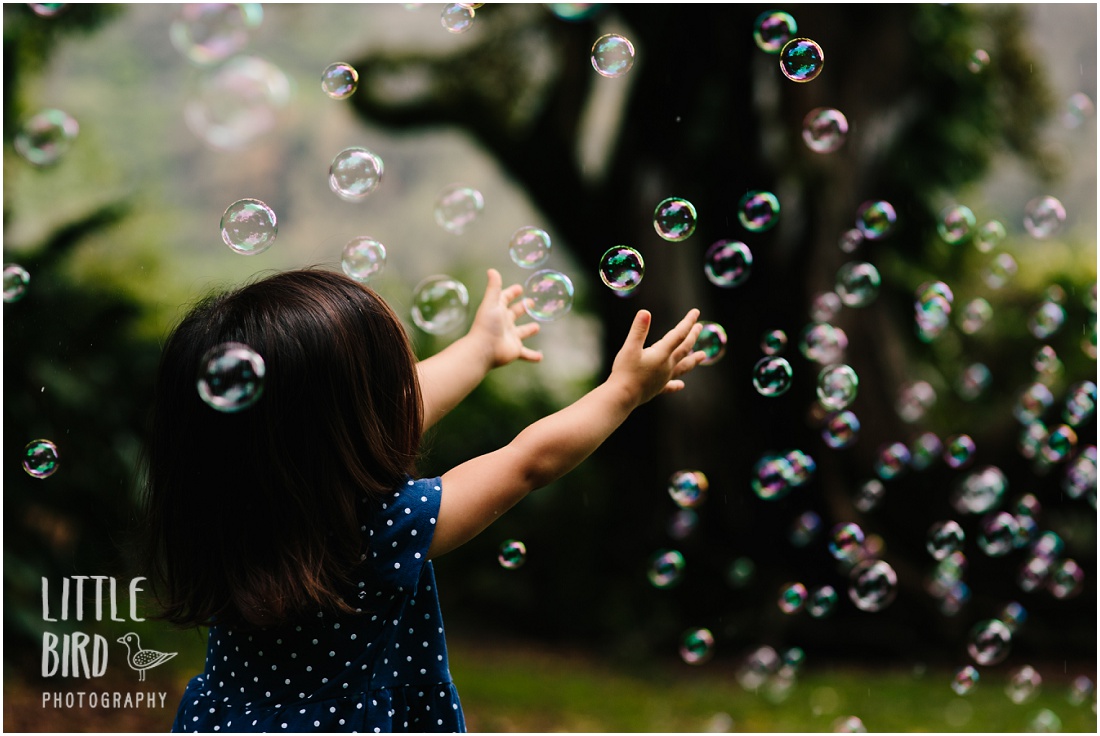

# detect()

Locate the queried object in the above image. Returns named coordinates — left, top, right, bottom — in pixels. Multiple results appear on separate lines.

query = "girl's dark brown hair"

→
left=140, top=268, right=423, bottom=629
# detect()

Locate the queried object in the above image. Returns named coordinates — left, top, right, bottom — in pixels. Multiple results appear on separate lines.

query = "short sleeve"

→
left=362, top=476, right=441, bottom=591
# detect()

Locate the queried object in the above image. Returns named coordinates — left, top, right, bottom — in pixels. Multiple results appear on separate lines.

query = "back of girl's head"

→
left=141, top=268, right=423, bottom=629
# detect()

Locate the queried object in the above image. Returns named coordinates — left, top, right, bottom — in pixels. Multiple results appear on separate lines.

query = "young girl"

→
left=141, top=266, right=703, bottom=733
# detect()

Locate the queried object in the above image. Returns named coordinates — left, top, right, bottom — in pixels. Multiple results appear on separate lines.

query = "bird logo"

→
left=116, top=632, right=177, bottom=682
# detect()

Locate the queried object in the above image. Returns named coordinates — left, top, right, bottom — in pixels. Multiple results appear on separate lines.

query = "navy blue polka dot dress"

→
left=172, top=477, right=466, bottom=733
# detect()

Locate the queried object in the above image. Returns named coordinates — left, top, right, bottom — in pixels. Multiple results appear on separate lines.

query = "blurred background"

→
left=3, top=3, right=1096, bottom=732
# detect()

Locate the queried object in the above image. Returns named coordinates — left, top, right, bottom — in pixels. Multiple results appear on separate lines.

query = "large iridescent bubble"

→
left=653, top=197, right=697, bottom=241
left=1023, top=196, right=1066, bottom=239
left=3, top=264, right=31, bottom=303
left=937, top=204, right=976, bottom=245
left=753, top=10, right=797, bottom=53
left=329, top=147, right=384, bottom=202
left=817, top=364, right=858, bottom=410
left=321, top=62, right=359, bottom=100
left=835, top=262, right=881, bottom=307
left=341, top=236, right=387, bottom=283
left=822, top=410, right=860, bottom=449
left=694, top=321, right=728, bottom=365
left=434, top=184, right=484, bottom=234
left=411, top=276, right=470, bottom=334
left=591, top=33, right=635, bottom=78
left=196, top=342, right=266, bottom=412
left=754, top=356, right=793, bottom=397
left=855, top=200, right=896, bottom=240
left=802, top=107, right=848, bottom=153
left=738, top=191, right=780, bottom=232
left=220, top=198, right=277, bottom=255
left=799, top=323, right=848, bottom=364
left=679, top=627, right=714, bottom=665
left=704, top=240, right=753, bottom=288
left=848, top=559, right=898, bottom=612
left=599, top=246, right=644, bottom=293
left=508, top=226, right=552, bottom=269
left=184, top=55, right=291, bottom=151
left=668, top=470, right=709, bottom=509
left=13, top=109, right=79, bottom=167
left=967, top=619, right=1012, bottom=665
left=170, top=3, right=262, bottom=66
left=647, top=549, right=686, bottom=589
left=926, top=520, right=965, bottom=560
left=23, top=439, right=60, bottom=479
left=524, top=269, right=574, bottom=322
left=779, top=38, right=824, bottom=82
left=441, top=3, right=475, bottom=33
left=497, top=539, right=527, bottom=569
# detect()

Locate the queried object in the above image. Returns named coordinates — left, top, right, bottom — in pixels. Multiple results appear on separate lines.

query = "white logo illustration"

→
left=116, top=632, right=177, bottom=682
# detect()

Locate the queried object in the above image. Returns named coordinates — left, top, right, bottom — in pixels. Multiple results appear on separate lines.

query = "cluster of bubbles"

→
left=751, top=449, right=816, bottom=501
left=497, top=539, right=527, bottom=570
left=590, top=33, right=635, bottom=78
left=196, top=342, right=267, bottom=413
left=411, top=276, right=470, bottom=335
left=220, top=198, right=278, bottom=255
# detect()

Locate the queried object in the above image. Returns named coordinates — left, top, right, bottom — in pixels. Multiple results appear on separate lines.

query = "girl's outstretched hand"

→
left=468, top=268, right=543, bottom=369
left=609, top=308, right=706, bottom=406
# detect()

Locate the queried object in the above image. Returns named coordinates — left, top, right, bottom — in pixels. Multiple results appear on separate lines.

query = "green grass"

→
left=448, top=638, right=1096, bottom=732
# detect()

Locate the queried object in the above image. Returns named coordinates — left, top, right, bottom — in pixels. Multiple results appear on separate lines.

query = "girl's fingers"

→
left=516, top=321, right=540, bottom=340
left=654, top=308, right=701, bottom=353
left=501, top=283, right=525, bottom=305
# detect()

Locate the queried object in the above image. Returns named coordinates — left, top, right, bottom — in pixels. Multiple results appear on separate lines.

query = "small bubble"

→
left=694, top=322, right=728, bottom=365
left=822, top=410, right=860, bottom=449
left=1062, top=92, right=1095, bottom=129
left=591, top=33, right=635, bottom=78
left=958, top=298, right=993, bottom=334
left=966, top=49, right=990, bottom=74
left=927, top=520, right=965, bottom=560
left=828, top=522, right=865, bottom=561
left=704, top=240, right=753, bottom=288
left=497, top=539, right=527, bottom=569
left=910, top=431, right=943, bottom=470
left=434, top=184, right=484, bottom=234
left=169, top=3, right=262, bottom=65
left=778, top=582, right=808, bottom=614
left=800, top=323, right=848, bottom=364
left=441, top=3, right=475, bottom=33
left=13, top=108, right=79, bottom=167
left=855, top=201, right=896, bottom=240
left=943, top=435, right=977, bottom=469
left=679, top=627, right=715, bottom=665
left=727, top=557, right=756, bottom=588
left=329, top=148, right=384, bottom=202
left=1006, top=665, right=1042, bottom=704
left=599, top=246, right=645, bottom=293
left=29, top=4, right=67, bottom=18
left=811, top=292, right=843, bottom=323
left=197, top=342, right=266, bottom=413
left=875, top=442, right=911, bottom=481
left=3, top=264, right=31, bottom=303
left=523, top=269, right=574, bottom=322
left=647, top=549, right=686, bottom=589
left=838, top=228, right=864, bottom=253
left=340, top=236, right=387, bottom=283
left=854, top=478, right=885, bottom=512
left=220, top=198, right=277, bottom=255
left=753, top=10, right=797, bottom=53
left=802, top=107, right=848, bottom=153
left=753, top=356, right=794, bottom=397
left=848, top=559, right=897, bottom=612
left=653, top=197, right=697, bottom=241
left=779, top=38, right=824, bottom=82
left=974, top=220, right=1006, bottom=252
left=937, top=205, right=976, bottom=245
left=738, top=191, right=780, bottom=232
left=668, top=470, right=709, bottom=509
left=411, top=276, right=470, bottom=334
left=982, top=253, right=1018, bottom=289
left=1026, top=709, right=1061, bottom=733
left=1023, top=196, right=1066, bottom=240
left=952, top=665, right=980, bottom=695
left=817, top=364, right=859, bottom=411
left=508, top=226, right=552, bottom=269
left=896, top=381, right=936, bottom=423
left=790, top=510, right=822, bottom=547
left=968, top=618, right=1013, bottom=666
left=1028, top=300, right=1066, bottom=339
left=23, top=439, right=60, bottom=479
left=761, top=329, right=788, bottom=355
left=321, top=62, right=359, bottom=99
left=832, top=715, right=866, bottom=733
left=807, top=585, right=838, bottom=618
left=835, top=262, right=881, bottom=308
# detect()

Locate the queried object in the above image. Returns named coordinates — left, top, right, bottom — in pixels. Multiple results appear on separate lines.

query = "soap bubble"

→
left=1028, top=300, right=1066, bottom=339
left=800, top=323, right=848, bottom=364
left=853, top=478, right=885, bottom=513
left=434, top=184, right=484, bottom=234
left=835, top=262, right=881, bottom=308
left=977, top=511, right=1019, bottom=556
left=591, top=33, right=635, bottom=78
left=1063, top=380, right=1098, bottom=427
left=1006, top=665, right=1042, bottom=704
left=1000, top=602, right=1028, bottom=633
left=967, top=48, right=990, bottom=73
left=23, top=439, right=60, bottom=479
left=1062, top=91, right=1095, bottom=128
left=169, top=3, right=262, bottom=65
left=802, top=107, right=848, bottom=153
left=694, top=321, right=728, bottom=365
left=910, top=431, right=943, bottom=471
left=1040, top=424, right=1077, bottom=464
left=779, top=38, right=824, bottom=82
left=497, top=539, right=527, bottom=569
left=822, top=410, right=860, bottom=449
left=1023, top=196, right=1066, bottom=239
left=896, top=380, right=936, bottom=423
left=807, top=585, right=838, bottom=618
left=441, top=2, right=474, bottom=33
left=790, top=511, right=822, bottom=547
left=855, top=200, right=896, bottom=240
left=952, top=666, right=980, bottom=695
left=599, top=246, right=645, bottom=293
left=957, top=361, right=992, bottom=401
left=220, top=198, right=277, bottom=255
left=329, top=147, right=384, bottom=202
left=653, top=197, right=697, bottom=241
left=927, top=520, right=965, bottom=560
left=321, top=62, right=358, bottom=99
left=937, top=205, right=976, bottom=245
left=1062, top=446, right=1096, bottom=500
left=647, top=549, right=686, bottom=589
left=184, top=55, right=291, bottom=151
left=668, top=470, right=709, bottom=509
left=778, top=582, right=808, bottom=614
left=1068, top=675, right=1094, bottom=706
left=943, top=434, right=976, bottom=469
left=29, top=4, right=67, bottom=17
left=828, top=522, right=865, bottom=561
left=982, top=252, right=1017, bottom=289
left=1032, top=345, right=1062, bottom=377
left=197, top=342, right=266, bottom=412
left=1026, top=709, right=1062, bottom=733
left=3, top=264, right=31, bottom=303
left=340, top=236, right=387, bottom=283
left=411, top=276, right=470, bottom=334
left=832, top=716, right=866, bottom=733
left=738, top=190, right=780, bottom=232
left=752, top=453, right=795, bottom=501
left=753, top=10, right=797, bottom=53
left=974, top=220, right=1006, bottom=252
left=523, top=269, right=573, bottom=322
left=762, top=329, right=788, bottom=355
left=958, top=298, right=993, bottom=334
left=811, top=291, right=843, bottom=323
left=817, top=364, right=859, bottom=410
left=753, top=356, right=793, bottom=397
left=704, top=240, right=753, bottom=288
left=1049, top=559, right=1084, bottom=599
left=915, top=281, right=954, bottom=341
left=727, top=557, right=756, bottom=588
left=508, top=226, right=552, bottom=268
left=668, top=508, right=699, bottom=541
left=848, top=559, right=897, bottom=612
left=875, top=442, right=911, bottom=481
left=679, top=627, right=714, bottom=665
left=1015, top=383, right=1055, bottom=423
left=13, top=108, right=79, bottom=167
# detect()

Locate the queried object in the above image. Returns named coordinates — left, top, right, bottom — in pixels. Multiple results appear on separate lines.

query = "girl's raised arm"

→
left=429, top=308, right=705, bottom=559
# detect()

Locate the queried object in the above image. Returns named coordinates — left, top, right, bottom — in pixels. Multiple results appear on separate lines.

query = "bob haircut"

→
left=140, top=268, right=423, bottom=629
